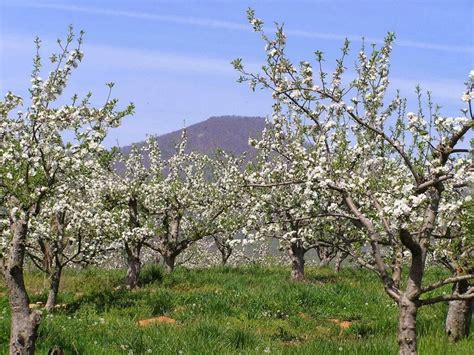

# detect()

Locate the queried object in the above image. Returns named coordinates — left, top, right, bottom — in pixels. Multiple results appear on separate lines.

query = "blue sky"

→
left=0, top=0, right=473, bottom=146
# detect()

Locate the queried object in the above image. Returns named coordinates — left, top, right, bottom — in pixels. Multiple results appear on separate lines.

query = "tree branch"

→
left=417, top=274, right=474, bottom=296
left=420, top=288, right=474, bottom=307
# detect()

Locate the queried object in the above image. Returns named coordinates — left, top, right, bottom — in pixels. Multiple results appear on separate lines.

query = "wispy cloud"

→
left=285, top=30, right=473, bottom=54
left=0, top=33, right=258, bottom=76
left=84, top=43, right=246, bottom=75
left=390, top=77, right=464, bottom=102
left=0, top=30, right=465, bottom=103
left=7, top=2, right=474, bottom=54
left=9, top=3, right=249, bottom=31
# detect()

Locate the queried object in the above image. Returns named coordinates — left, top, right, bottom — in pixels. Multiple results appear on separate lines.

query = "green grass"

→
left=0, top=265, right=472, bottom=354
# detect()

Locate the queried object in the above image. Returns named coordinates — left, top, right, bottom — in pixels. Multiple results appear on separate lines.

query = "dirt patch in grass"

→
left=137, top=316, right=177, bottom=326
left=328, top=318, right=353, bottom=330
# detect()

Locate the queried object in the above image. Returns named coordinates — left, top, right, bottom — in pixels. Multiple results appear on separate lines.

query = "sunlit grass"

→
left=0, top=265, right=472, bottom=354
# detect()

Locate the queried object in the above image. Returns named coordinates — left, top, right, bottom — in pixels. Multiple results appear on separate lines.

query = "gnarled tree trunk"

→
left=159, top=217, right=181, bottom=273
left=126, top=256, right=141, bottom=289
left=213, top=236, right=232, bottom=265
left=445, top=278, right=472, bottom=342
left=289, top=243, right=305, bottom=281
left=397, top=227, right=428, bottom=355
left=334, top=251, right=348, bottom=273
left=45, top=263, right=63, bottom=311
left=398, top=294, right=419, bottom=355
left=220, top=249, right=232, bottom=265
left=125, top=243, right=142, bottom=289
left=4, top=216, right=41, bottom=355
left=315, top=245, right=336, bottom=267
left=163, top=253, right=176, bottom=273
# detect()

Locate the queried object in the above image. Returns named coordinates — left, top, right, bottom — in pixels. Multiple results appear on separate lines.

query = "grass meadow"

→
left=0, top=265, right=472, bottom=354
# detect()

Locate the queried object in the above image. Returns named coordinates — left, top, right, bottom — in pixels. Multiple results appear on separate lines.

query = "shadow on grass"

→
left=138, top=264, right=164, bottom=287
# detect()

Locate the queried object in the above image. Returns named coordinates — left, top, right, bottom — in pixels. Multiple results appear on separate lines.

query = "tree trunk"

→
left=163, top=254, right=176, bottom=273
left=4, top=216, right=41, bottom=355
left=125, top=244, right=141, bottom=289
left=398, top=295, right=419, bottom=355
left=45, top=264, right=62, bottom=311
left=213, top=236, right=233, bottom=265
left=221, top=249, right=231, bottom=265
left=334, top=251, right=348, bottom=273
left=445, top=278, right=472, bottom=342
left=289, top=244, right=305, bottom=281
left=218, top=243, right=232, bottom=265
left=126, top=256, right=141, bottom=289
left=396, top=243, right=425, bottom=355
left=396, top=237, right=427, bottom=355
left=316, top=246, right=336, bottom=267
left=161, top=217, right=181, bottom=273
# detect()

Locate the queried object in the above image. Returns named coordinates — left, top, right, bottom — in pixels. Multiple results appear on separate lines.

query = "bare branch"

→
left=417, top=274, right=474, bottom=296
left=420, top=289, right=474, bottom=307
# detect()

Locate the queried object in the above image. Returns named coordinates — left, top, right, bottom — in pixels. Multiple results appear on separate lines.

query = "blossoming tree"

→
left=234, top=9, right=473, bottom=354
left=27, top=167, right=116, bottom=310
left=97, top=139, right=162, bottom=289
left=144, top=133, right=245, bottom=272
left=0, top=28, right=133, bottom=354
left=244, top=116, right=349, bottom=280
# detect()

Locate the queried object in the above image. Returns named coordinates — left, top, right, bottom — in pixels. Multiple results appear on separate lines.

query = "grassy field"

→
left=0, top=265, right=472, bottom=354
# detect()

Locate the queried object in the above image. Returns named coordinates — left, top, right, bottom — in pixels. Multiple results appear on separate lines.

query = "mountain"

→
left=121, top=115, right=266, bottom=160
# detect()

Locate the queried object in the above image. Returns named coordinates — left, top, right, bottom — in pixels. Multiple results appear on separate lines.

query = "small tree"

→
left=0, top=28, right=133, bottom=354
left=212, top=231, right=238, bottom=265
left=144, top=133, right=245, bottom=272
left=244, top=111, right=353, bottom=280
left=98, top=139, right=161, bottom=288
left=27, top=171, right=114, bottom=310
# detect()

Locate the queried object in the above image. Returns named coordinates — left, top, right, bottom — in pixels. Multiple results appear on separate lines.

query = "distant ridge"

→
left=121, top=115, right=266, bottom=161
